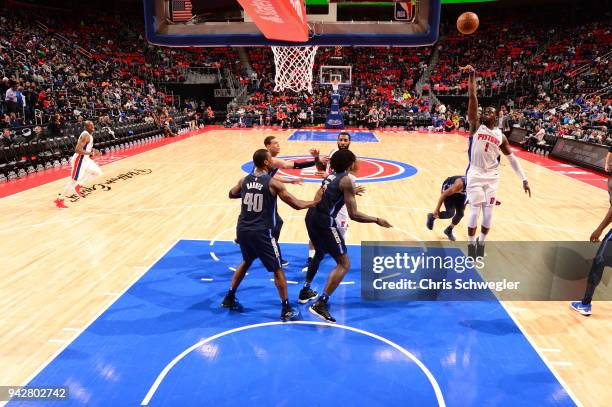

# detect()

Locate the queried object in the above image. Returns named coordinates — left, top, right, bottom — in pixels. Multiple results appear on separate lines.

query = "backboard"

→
left=143, top=0, right=441, bottom=47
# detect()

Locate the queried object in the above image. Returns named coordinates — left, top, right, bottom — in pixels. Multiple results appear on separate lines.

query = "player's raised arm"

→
left=270, top=178, right=322, bottom=210
left=341, top=177, right=391, bottom=227
left=271, top=154, right=322, bottom=171
left=228, top=178, right=243, bottom=199
left=461, top=65, right=479, bottom=135
left=500, top=135, right=531, bottom=196
left=270, top=156, right=295, bottom=169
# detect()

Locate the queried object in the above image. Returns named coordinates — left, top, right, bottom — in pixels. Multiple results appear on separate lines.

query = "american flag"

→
left=172, top=0, right=193, bottom=22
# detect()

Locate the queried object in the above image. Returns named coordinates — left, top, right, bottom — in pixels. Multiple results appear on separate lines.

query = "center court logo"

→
left=240, top=156, right=418, bottom=183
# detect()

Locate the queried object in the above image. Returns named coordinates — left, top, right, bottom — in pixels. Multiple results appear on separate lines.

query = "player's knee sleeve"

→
left=440, top=208, right=455, bottom=220
left=452, top=210, right=464, bottom=225
left=467, top=204, right=480, bottom=228
left=482, top=204, right=494, bottom=229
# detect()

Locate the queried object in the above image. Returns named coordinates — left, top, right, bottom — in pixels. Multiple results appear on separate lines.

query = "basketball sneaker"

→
left=444, top=226, right=456, bottom=241
left=281, top=305, right=300, bottom=322
left=309, top=299, right=336, bottom=323
left=426, top=213, right=435, bottom=230
left=298, top=287, right=318, bottom=304
left=467, top=243, right=476, bottom=260
left=75, top=185, right=85, bottom=198
left=570, top=301, right=592, bottom=316
left=54, top=198, right=68, bottom=209
left=221, top=293, right=243, bottom=311
left=476, top=238, right=485, bottom=258
left=281, top=258, right=290, bottom=267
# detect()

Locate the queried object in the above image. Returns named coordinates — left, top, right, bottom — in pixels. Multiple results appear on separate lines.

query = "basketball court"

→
left=1, top=127, right=611, bottom=406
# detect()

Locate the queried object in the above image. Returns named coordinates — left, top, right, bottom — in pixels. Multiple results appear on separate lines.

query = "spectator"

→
left=1, top=128, right=13, bottom=146
left=5, top=81, right=17, bottom=114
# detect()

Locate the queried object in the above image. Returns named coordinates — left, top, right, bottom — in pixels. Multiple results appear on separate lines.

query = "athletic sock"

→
left=303, top=282, right=311, bottom=289
left=281, top=299, right=289, bottom=307
left=467, top=234, right=476, bottom=244
left=479, top=233, right=487, bottom=243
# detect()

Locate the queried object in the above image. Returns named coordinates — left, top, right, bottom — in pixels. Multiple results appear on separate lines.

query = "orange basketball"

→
left=457, top=12, right=479, bottom=35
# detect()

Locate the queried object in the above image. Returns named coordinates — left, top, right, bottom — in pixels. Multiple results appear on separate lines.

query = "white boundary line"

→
left=140, top=321, right=446, bottom=406
left=204, top=237, right=581, bottom=405
left=16, top=239, right=181, bottom=389
left=550, top=361, right=574, bottom=367
left=61, top=328, right=81, bottom=333
left=540, top=348, right=561, bottom=353
left=498, top=301, right=583, bottom=406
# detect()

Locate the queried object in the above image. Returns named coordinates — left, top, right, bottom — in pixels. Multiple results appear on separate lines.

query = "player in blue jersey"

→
left=223, top=149, right=324, bottom=321
left=300, top=149, right=392, bottom=322
left=427, top=175, right=467, bottom=241
left=262, top=135, right=324, bottom=267
left=570, top=177, right=612, bottom=316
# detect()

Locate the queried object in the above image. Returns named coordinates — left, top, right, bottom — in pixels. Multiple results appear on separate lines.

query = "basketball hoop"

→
left=271, top=46, right=319, bottom=93
left=332, top=79, right=340, bottom=93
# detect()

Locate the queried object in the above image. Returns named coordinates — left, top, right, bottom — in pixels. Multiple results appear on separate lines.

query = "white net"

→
left=271, top=46, right=319, bottom=94
left=331, top=79, right=339, bottom=93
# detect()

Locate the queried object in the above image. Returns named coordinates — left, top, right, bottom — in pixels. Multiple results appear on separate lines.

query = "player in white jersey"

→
left=462, top=65, right=531, bottom=257
left=302, top=132, right=364, bottom=272
left=54, top=120, right=102, bottom=208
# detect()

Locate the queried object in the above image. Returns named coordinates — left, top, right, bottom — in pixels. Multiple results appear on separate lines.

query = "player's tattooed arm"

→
left=228, top=178, right=243, bottom=199
left=342, top=177, right=391, bottom=227
left=270, top=178, right=321, bottom=209
left=461, top=65, right=479, bottom=135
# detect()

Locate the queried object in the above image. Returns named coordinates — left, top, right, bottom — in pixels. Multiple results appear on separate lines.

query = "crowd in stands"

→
left=0, top=3, right=610, bottom=157
left=224, top=46, right=433, bottom=128
left=0, top=8, right=232, bottom=145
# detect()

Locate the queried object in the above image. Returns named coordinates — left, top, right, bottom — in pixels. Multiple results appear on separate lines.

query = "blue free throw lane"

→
left=14, top=240, right=575, bottom=407
left=288, top=130, right=379, bottom=142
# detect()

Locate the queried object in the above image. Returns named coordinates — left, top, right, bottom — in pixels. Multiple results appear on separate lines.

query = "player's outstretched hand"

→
left=459, top=65, right=476, bottom=74
left=309, top=148, right=320, bottom=157
left=590, top=228, right=603, bottom=242
left=433, top=209, right=441, bottom=219
left=523, top=180, right=531, bottom=197
left=291, top=177, right=304, bottom=185
left=355, top=185, right=366, bottom=196
left=376, top=217, right=392, bottom=228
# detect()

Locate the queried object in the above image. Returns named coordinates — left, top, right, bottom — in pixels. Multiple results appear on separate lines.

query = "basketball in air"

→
left=457, top=12, right=479, bottom=35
